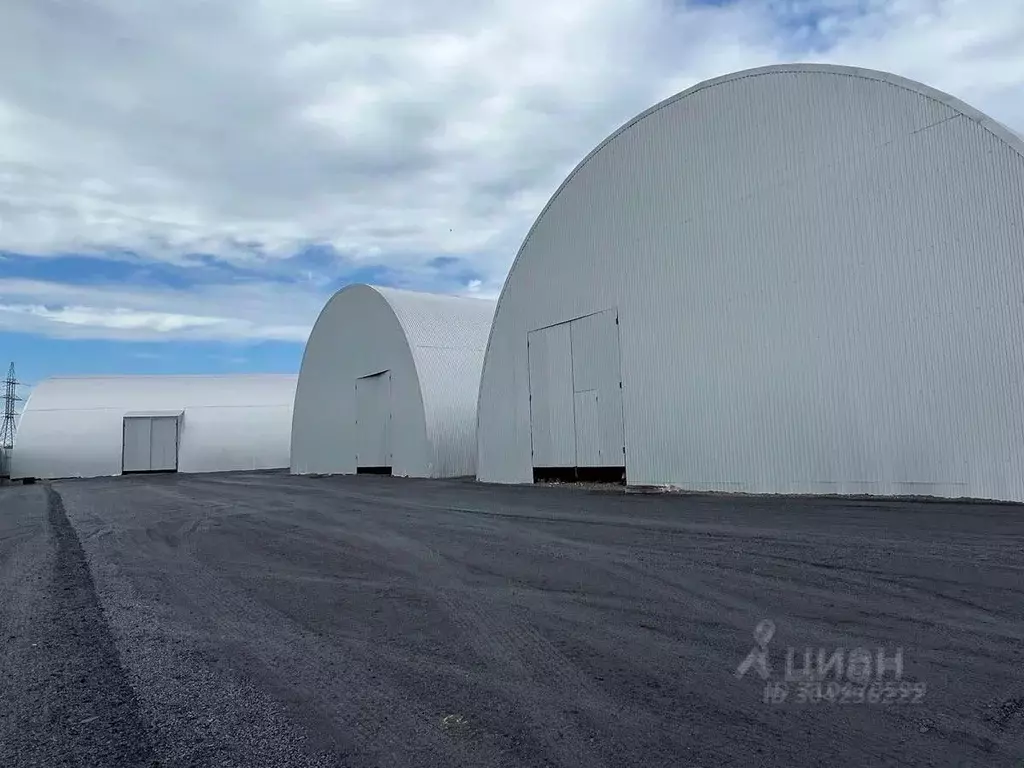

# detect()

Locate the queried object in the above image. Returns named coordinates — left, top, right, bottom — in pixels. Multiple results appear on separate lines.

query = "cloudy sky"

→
left=1, top=0, right=1023, bottom=394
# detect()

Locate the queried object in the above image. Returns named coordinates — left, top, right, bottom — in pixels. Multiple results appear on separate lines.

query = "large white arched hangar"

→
left=11, top=374, right=297, bottom=480
left=290, top=284, right=496, bottom=478
left=476, top=63, right=1024, bottom=502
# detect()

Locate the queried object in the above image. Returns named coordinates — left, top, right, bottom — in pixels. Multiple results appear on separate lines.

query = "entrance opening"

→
left=533, top=466, right=626, bottom=484
left=533, top=466, right=576, bottom=483
left=577, top=466, right=626, bottom=484
left=356, top=466, right=392, bottom=475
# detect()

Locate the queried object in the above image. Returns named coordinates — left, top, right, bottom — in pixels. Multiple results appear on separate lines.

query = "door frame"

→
left=121, top=411, right=183, bottom=475
left=526, top=308, right=626, bottom=482
left=354, top=370, right=393, bottom=474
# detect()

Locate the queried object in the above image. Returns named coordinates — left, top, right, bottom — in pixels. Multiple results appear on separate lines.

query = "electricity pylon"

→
left=1, top=362, right=22, bottom=450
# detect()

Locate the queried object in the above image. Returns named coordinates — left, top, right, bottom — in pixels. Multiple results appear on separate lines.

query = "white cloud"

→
left=0, top=0, right=1022, bottom=342
left=0, top=277, right=321, bottom=342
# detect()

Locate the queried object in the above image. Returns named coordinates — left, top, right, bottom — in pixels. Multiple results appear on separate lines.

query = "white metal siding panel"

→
left=411, top=346, right=488, bottom=477
left=179, top=404, right=293, bottom=474
left=291, top=284, right=495, bottom=478
left=478, top=330, right=535, bottom=483
left=476, top=64, right=1024, bottom=502
left=122, top=417, right=152, bottom=472
left=11, top=374, right=295, bottom=479
left=149, top=416, right=179, bottom=471
left=355, top=372, right=391, bottom=467
left=569, top=310, right=625, bottom=467
left=528, top=322, right=576, bottom=467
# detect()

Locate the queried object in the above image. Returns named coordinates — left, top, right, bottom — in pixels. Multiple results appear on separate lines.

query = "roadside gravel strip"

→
left=3, top=472, right=1024, bottom=766
left=0, top=485, right=155, bottom=767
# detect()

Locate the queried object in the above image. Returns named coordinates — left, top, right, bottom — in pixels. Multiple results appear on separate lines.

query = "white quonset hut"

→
left=477, top=63, right=1024, bottom=502
left=290, top=284, right=496, bottom=477
left=11, top=374, right=297, bottom=480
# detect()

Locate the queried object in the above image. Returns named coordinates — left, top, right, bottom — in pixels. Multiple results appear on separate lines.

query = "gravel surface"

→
left=2, top=471, right=1024, bottom=767
left=0, top=485, right=155, bottom=767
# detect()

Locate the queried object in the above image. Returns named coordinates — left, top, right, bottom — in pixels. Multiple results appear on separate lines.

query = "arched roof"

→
left=482, top=62, right=1024, bottom=374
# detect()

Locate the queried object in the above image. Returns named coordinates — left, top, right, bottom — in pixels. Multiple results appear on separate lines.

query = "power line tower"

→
left=1, top=362, right=22, bottom=450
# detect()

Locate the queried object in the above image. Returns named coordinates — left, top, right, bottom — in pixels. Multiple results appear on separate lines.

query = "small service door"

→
left=355, top=371, right=392, bottom=471
left=122, top=415, right=180, bottom=473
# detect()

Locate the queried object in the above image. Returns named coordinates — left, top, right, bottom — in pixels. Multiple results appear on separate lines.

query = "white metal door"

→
left=573, top=390, right=601, bottom=465
left=570, top=308, right=625, bottom=467
left=528, top=322, right=576, bottom=467
left=355, top=371, right=391, bottom=467
left=149, top=416, right=179, bottom=471
left=122, top=417, right=152, bottom=472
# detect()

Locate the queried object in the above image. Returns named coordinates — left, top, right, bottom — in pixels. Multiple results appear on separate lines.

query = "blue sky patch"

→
left=3, top=330, right=302, bottom=398
left=0, top=241, right=489, bottom=392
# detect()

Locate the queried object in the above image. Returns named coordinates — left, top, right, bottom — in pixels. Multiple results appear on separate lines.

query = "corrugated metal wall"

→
left=477, top=64, right=1024, bottom=502
left=291, top=284, right=495, bottom=478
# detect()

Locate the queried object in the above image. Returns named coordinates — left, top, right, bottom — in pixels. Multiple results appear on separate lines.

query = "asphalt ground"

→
left=1, top=471, right=1023, bottom=767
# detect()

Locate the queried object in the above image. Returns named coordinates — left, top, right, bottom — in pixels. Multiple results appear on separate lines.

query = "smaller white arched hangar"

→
left=477, top=63, right=1024, bottom=502
left=11, top=374, right=297, bottom=480
left=290, top=284, right=496, bottom=478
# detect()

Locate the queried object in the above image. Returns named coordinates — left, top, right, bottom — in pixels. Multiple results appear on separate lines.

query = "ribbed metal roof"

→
left=378, top=286, right=496, bottom=477
left=373, top=285, right=496, bottom=351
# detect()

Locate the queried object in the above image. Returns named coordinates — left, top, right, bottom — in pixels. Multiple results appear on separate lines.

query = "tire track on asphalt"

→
left=42, top=485, right=158, bottom=767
